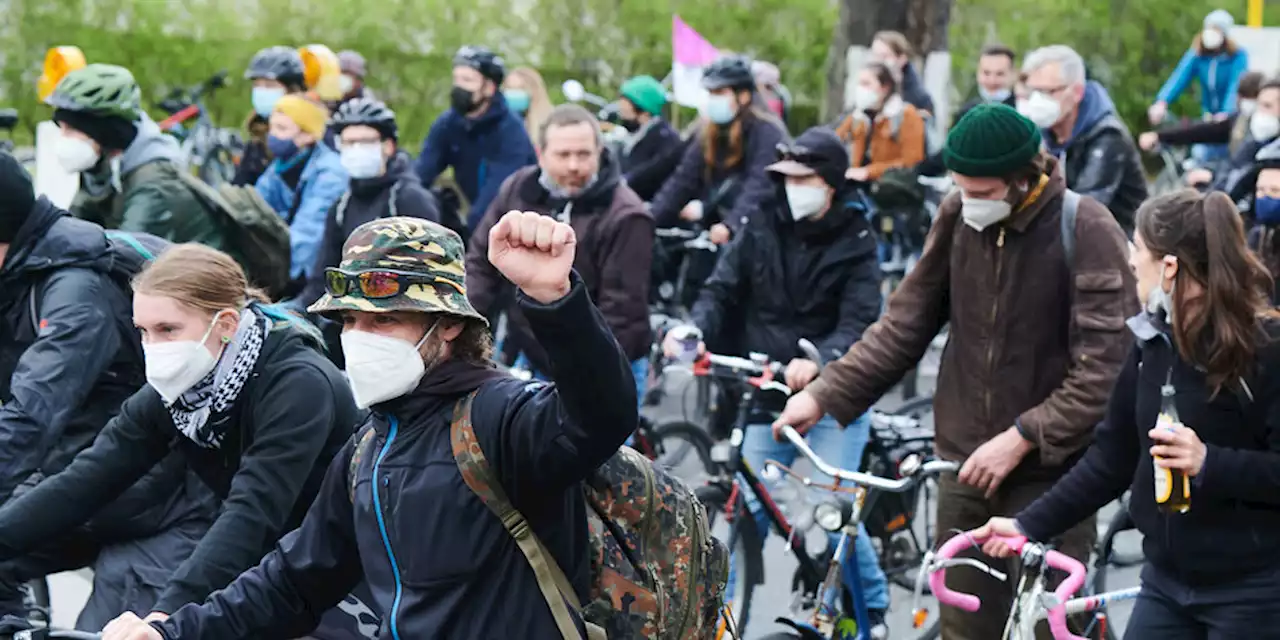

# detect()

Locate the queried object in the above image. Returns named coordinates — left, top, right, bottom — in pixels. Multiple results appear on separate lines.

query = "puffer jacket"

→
left=256, top=142, right=350, bottom=280
left=295, top=152, right=444, bottom=310
left=649, top=109, right=789, bottom=236
left=70, top=114, right=231, bottom=252
left=467, top=150, right=653, bottom=369
left=1044, top=82, right=1148, bottom=236
left=807, top=160, right=1139, bottom=481
left=150, top=277, right=638, bottom=640
left=691, top=180, right=881, bottom=368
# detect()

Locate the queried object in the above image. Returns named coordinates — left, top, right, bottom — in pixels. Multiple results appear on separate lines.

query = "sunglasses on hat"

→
left=324, top=268, right=464, bottom=300
left=775, top=143, right=825, bottom=165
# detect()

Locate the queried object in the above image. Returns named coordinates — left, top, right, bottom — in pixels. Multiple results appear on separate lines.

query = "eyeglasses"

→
left=775, top=143, right=824, bottom=165
left=324, top=268, right=464, bottom=299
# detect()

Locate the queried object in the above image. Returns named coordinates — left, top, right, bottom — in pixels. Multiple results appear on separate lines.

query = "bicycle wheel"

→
left=1090, top=503, right=1143, bottom=640
left=718, top=517, right=763, bottom=639
left=649, top=419, right=718, bottom=482
left=1100, top=497, right=1144, bottom=568
left=21, top=577, right=51, bottom=624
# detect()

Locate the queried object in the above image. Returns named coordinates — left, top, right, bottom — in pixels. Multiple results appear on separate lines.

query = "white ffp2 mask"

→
left=960, top=198, right=1013, bottom=232
left=1019, top=92, right=1063, bottom=129
left=342, top=322, right=438, bottom=408
left=145, top=315, right=225, bottom=404
left=784, top=184, right=829, bottom=221
left=55, top=135, right=101, bottom=173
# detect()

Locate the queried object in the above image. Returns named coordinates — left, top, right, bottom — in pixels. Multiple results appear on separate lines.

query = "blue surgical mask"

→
left=979, top=87, right=1012, bottom=103
left=340, top=143, right=385, bottom=180
left=267, top=135, right=299, bottom=161
left=704, top=95, right=737, bottom=125
left=504, top=89, right=531, bottom=115
left=1256, top=196, right=1280, bottom=225
left=252, top=87, right=286, bottom=118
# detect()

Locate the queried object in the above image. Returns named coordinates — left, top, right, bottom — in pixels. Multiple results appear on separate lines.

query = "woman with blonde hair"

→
left=0, top=244, right=374, bottom=639
left=502, top=66, right=554, bottom=140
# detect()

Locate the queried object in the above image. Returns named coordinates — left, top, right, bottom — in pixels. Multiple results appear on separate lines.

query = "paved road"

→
left=48, top=347, right=1141, bottom=638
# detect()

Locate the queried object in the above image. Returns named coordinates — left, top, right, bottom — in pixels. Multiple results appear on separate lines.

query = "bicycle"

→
left=691, top=339, right=947, bottom=639
left=1088, top=495, right=1144, bottom=640
left=923, top=529, right=1141, bottom=640
left=155, top=70, right=244, bottom=186
left=13, top=630, right=101, bottom=640
left=650, top=227, right=719, bottom=320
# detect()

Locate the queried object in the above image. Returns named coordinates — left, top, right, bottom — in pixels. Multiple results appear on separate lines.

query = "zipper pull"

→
left=997, top=226, right=1006, bottom=248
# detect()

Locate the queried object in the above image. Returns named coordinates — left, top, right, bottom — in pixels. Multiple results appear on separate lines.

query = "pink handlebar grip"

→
left=928, top=531, right=1027, bottom=613
left=1043, top=549, right=1089, bottom=640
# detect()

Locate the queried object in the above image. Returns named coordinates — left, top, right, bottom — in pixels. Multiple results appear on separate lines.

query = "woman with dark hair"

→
left=649, top=53, right=789, bottom=247
left=976, top=189, right=1280, bottom=638
left=836, top=62, right=927, bottom=183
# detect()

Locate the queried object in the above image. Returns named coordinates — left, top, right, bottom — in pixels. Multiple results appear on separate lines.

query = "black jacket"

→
left=297, top=153, right=445, bottom=309
left=899, top=64, right=936, bottom=115
left=1018, top=315, right=1280, bottom=585
left=1045, top=83, right=1148, bottom=235
left=152, top=277, right=638, bottom=640
left=650, top=111, right=789, bottom=235
left=619, top=118, right=686, bottom=202
left=691, top=182, right=882, bottom=368
left=0, top=320, right=360, bottom=613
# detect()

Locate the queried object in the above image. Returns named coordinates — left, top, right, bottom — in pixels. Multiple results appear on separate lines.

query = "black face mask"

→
left=450, top=86, right=479, bottom=113
left=620, top=119, right=641, bottom=133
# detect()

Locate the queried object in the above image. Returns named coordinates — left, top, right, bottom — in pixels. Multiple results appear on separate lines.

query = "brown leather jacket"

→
left=807, top=161, right=1138, bottom=476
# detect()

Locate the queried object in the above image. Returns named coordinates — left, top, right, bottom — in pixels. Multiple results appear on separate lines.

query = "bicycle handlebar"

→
left=15, top=631, right=104, bottom=640
left=777, top=425, right=959, bottom=491
left=929, top=530, right=1088, bottom=640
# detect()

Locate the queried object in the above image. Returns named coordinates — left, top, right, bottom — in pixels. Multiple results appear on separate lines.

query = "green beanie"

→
left=943, top=103, right=1043, bottom=177
left=620, top=76, right=667, bottom=115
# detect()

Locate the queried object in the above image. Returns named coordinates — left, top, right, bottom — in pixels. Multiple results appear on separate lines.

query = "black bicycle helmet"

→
left=332, top=96, right=398, bottom=140
left=452, top=45, right=506, bottom=84
left=702, top=54, right=755, bottom=92
left=245, top=46, right=306, bottom=89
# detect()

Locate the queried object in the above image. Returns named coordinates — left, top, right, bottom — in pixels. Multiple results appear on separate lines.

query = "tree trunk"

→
left=822, top=0, right=953, bottom=121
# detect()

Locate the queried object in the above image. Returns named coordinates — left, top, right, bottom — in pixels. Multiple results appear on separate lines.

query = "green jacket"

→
left=72, top=117, right=233, bottom=255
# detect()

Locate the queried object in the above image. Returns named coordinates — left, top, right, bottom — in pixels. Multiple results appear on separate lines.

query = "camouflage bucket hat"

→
left=307, top=217, right=487, bottom=325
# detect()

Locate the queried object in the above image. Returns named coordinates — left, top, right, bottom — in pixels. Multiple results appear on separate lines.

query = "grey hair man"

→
left=1019, top=44, right=1147, bottom=235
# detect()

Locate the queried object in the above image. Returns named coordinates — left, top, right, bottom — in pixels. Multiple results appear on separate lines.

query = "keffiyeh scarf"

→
left=168, top=307, right=271, bottom=448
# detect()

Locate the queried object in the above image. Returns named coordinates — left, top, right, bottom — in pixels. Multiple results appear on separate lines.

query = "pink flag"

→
left=671, top=15, right=719, bottom=108
left=672, top=15, right=718, bottom=67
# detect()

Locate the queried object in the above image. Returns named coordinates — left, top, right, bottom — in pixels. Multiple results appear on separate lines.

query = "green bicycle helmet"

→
left=45, top=64, right=142, bottom=121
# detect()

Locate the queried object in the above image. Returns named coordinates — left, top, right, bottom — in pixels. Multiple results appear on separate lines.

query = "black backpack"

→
left=29, top=231, right=170, bottom=362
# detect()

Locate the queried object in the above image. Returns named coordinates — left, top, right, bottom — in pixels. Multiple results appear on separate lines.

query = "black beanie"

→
left=0, top=152, right=35, bottom=243
left=52, top=108, right=139, bottom=152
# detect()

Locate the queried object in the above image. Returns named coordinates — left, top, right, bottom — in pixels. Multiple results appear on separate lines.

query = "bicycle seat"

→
left=0, top=109, right=18, bottom=131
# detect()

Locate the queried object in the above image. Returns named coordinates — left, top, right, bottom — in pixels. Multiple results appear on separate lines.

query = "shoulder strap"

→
left=1061, top=189, right=1081, bottom=269
left=335, top=191, right=353, bottom=228
left=449, top=391, right=585, bottom=640
left=387, top=181, right=401, bottom=219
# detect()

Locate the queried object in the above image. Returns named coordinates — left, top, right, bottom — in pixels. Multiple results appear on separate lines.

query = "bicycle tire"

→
left=1090, top=504, right=1143, bottom=640
left=721, top=513, right=763, bottom=638
left=650, top=419, right=718, bottom=478
left=21, top=578, right=50, bottom=625
left=1101, top=500, right=1144, bottom=568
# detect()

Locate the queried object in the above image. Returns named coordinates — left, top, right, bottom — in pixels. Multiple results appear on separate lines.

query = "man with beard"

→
left=416, top=45, right=538, bottom=240
left=467, top=104, right=653, bottom=406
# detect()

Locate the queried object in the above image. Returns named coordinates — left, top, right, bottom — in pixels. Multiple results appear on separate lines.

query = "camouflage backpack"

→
left=449, top=391, right=729, bottom=639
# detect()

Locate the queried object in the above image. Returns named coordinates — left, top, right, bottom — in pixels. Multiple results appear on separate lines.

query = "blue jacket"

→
left=152, top=276, right=639, bottom=640
left=256, top=143, right=350, bottom=280
left=415, top=94, right=538, bottom=235
left=1156, top=46, right=1249, bottom=116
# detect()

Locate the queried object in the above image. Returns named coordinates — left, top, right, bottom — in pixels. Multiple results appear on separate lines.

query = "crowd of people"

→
left=0, top=8, right=1277, bottom=638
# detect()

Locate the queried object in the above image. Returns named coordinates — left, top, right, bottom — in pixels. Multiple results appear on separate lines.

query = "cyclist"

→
left=1138, top=72, right=1267, bottom=163
left=0, top=155, right=215, bottom=631
left=665, top=127, right=886, bottom=630
left=1020, top=45, right=1147, bottom=236
left=1149, top=9, right=1249, bottom=165
left=337, top=50, right=375, bottom=105
left=502, top=66, right=554, bottom=137
left=416, top=45, right=538, bottom=239
left=1168, top=78, right=1280, bottom=194
left=977, top=189, right=1280, bottom=639
left=468, top=104, right=652, bottom=405
left=102, top=214, right=639, bottom=640
left=650, top=54, right=789, bottom=246
left=235, top=46, right=308, bottom=187
left=776, top=104, right=1138, bottom=639
left=0, top=243, right=372, bottom=637
left=752, top=60, right=792, bottom=127
left=1247, top=143, right=1280, bottom=302
left=256, top=94, right=348, bottom=298
left=616, top=75, right=684, bottom=202
left=868, top=31, right=935, bottom=115
left=835, top=62, right=927, bottom=183
left=48, top=65, right=230, bottom=251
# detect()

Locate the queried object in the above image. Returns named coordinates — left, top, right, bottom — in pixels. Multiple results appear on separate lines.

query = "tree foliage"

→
left=0, top=0, right=1247, bottom=148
